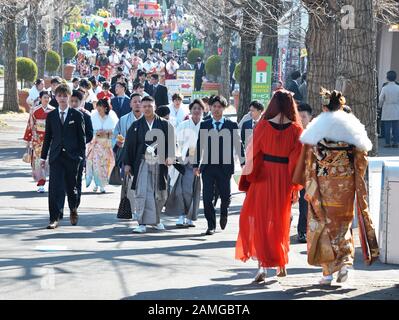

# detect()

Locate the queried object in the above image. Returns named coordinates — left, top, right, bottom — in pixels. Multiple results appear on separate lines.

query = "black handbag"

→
left=117, top=177, right=133, bottom=220
left=109, top=165, right=122, bottom=185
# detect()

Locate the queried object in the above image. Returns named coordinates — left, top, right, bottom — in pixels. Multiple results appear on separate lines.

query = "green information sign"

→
left=191, top=90, right=219, bottom=100
left=251, top=56, right=272, bottom=107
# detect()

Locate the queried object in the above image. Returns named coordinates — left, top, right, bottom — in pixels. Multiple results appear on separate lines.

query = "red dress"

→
left=235, top=119, right=303, bottom=268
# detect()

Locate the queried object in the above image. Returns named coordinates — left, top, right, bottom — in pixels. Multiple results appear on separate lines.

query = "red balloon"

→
left=103, top=22, right=108, bottom=28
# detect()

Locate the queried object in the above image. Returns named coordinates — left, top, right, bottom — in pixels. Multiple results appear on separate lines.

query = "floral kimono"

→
left=300, top=110, right=379, bottom=275
left=86, top=110, right=119, bottom=189
left=23, top=105, right=55, bottom=186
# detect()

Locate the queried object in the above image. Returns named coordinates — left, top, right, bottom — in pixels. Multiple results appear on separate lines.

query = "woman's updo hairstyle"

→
left=320, top=87, right=346, bottom=111
left=97, top=98, right=111, bottom=115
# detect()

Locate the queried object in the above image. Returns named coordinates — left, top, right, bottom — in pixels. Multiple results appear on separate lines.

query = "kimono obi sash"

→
left=263, top=153, right=289, bottom=164
left=35, top=119, right=46, bottom=133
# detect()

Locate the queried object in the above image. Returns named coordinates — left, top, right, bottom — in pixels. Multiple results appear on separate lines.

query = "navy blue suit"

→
left=194, top=118, right=245, bottom=230
left=41, top=108, right=86, bottom=222
left=111, top=95, right=131, bottom=118
left=241, top=119, right=255, bottom=150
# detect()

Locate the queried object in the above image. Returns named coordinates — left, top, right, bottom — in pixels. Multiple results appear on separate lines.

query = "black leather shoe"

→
left=205, top=229, right=215, bottom=236
left=70, top=209, right=79, bottom=226
left=46, top=221, right=59, bottom=229
left=220, top=214, right=228, bottom=230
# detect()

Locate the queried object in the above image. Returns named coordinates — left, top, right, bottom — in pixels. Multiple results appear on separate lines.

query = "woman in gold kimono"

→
left=299, top=88, right=379, bottom=285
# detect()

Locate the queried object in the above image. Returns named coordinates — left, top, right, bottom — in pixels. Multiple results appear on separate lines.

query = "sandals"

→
left=254, top=268, right=267, bottom=283
left=276, top=266, right=287, bottom=277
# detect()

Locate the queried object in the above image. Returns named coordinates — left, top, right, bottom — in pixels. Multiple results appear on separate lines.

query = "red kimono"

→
left=236, top=119, right=303, bottom=268
left=23, top=105, right=55, bottom=186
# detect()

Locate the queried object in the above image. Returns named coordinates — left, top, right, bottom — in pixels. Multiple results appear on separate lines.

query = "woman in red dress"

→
left=235, top=90, right=303, bottom=282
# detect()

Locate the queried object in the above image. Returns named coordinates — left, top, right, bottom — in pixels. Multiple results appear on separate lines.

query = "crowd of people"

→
left=23, top=76, right=384, bottom=286
left=22, top=8, right=398, bottom=287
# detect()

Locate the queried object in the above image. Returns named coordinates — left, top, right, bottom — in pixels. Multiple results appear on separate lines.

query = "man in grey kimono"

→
left=124, top=96, right=176, bottom=233
left=113, top=93, right=143, bottom=219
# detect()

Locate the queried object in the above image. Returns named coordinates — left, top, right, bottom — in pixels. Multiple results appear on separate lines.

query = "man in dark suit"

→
left=286, top=70, right=303, bottom=103
left=148, top=73, right=169, bottom=108
left=88, top=66, right=106, bottom=84
left=71, top=90, right=93, bottom=209
left=111, top=82, right=131, bottom=118
left=241, top=100, right=264, bottom=150
left=40, top=84, right=86, bottom=229
left=194, top=95, right=245, bottom=235
left=111, top=74, right=131, bottom=96
left=194, top=57, right=206, bottom=92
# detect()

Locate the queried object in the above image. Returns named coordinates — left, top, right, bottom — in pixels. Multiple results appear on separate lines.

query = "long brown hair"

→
left=264, top=89, right=300, bottom=125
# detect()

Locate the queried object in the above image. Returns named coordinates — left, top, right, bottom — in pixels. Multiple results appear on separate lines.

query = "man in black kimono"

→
left=124, top=96, right=175, bottom=233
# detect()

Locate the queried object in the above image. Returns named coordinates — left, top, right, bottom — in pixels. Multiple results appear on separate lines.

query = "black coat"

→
left=241, top=119, right=254, bottom=150
left=194, top=62, right=206, bottom=80
left=41, top=108, right=86, bottom=164
left=148, top=84, right=169, bottom=107
left=79, top=109, right=94, bottom=144
left=124, top=115, right=175, bottom=190
left=49, top=93, right=59, bottom=108
left=286, top=80, right=303, bottom=102
left=194, top=118, right=245, bottom=176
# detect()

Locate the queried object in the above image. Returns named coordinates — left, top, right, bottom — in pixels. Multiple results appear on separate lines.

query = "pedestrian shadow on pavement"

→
left=347, top=285, right=399, bottom=300
left=0, top=215, right=55, bottom=235
left=0, top=190, right=47, bottom=198
left=0, top=167, right=31, bottom=179
left=212, top=267, right=322, bottom=283
left=0, top=147, right=25, bottom=161
left=123, top=281, right=357, bottom=300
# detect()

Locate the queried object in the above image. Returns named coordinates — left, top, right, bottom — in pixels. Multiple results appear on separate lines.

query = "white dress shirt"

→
left=59, top=107, right=69, bottom=123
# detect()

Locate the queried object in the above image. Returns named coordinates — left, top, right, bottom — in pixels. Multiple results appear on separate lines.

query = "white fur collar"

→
left=300, top=110, right=372, bottom=151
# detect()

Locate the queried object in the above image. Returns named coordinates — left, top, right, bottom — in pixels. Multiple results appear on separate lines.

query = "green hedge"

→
left=205, top=55, right=221, bottom=78
left=63, top=42, right=78, bottom=61
left=187, top=48, right=204, bottom=65
left=16, top=57, right=38, bottom=88
left=45, top=50, right=61, bottom=73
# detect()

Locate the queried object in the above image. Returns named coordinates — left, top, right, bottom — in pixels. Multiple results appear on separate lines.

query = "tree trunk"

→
left=304, top=8, right=337, bottom=114
left=237, top=1, right=258, bottom=122
left=335, top=0, right=378, bottom=154
left=259, top=0, right=280, bottom=84
left=51, top=13, right=60, bottom=54
left=220, top=27, right=231, bottom=101
left=3, top=14, right=19, bottom=112
left=27, top=4, right=39, bottom=62
left=37, top=22, right=47, bottom=79
left=204, top=33, right=218, bottom=59
left=58, top=18, right=64, bottom=78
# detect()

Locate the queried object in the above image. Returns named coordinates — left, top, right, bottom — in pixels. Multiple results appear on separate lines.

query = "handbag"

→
left=109, top=165, right=122, bottom=185
left=22, top=146, right=32, bottom=164
left=117, top=177, right=133, bottom=219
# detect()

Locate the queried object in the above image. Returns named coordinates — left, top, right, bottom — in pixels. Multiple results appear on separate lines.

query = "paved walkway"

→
left=0, top=113, right=398, bottom=300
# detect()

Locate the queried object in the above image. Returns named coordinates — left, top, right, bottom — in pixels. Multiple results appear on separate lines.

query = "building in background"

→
left=377, top=23, right=399, bottom=90
left=278, top=0, right=308, bottom=83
